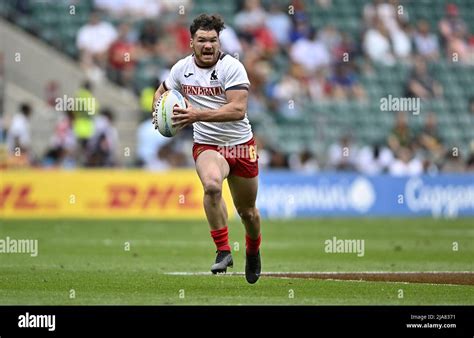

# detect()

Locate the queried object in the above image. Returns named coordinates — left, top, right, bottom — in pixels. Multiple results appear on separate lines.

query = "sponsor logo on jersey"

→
left=181, top=84, right=224, bottom=96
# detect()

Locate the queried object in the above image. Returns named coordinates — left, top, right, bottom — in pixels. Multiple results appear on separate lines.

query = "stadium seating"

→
left=1, top=0, right=473, bottom=161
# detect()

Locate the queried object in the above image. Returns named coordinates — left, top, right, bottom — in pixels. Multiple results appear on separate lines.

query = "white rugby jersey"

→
left=164, top=52, right=253, bottom=146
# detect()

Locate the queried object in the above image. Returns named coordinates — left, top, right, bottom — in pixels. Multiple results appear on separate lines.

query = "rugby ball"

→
left=155, top=89, right=186, bottom=137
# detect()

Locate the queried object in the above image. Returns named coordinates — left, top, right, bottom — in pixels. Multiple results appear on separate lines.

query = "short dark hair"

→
left=20, top=103, right=32, bottom=116
left=190, top=14, right=225, bottom=37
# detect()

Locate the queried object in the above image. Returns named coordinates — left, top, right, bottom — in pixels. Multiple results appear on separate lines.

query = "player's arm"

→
left=151, top=82, right=169, bottom=128
left=152, top=82, right=167, bottom=112
left=172, top=88, right=248, bottom=127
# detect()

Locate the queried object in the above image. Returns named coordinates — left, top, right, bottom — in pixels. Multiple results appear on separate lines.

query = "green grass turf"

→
left=0, top=218, right=473, bottom=305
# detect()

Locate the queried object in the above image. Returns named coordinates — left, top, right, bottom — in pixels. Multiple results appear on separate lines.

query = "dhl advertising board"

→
left=0, top=170, right=235, bottom=219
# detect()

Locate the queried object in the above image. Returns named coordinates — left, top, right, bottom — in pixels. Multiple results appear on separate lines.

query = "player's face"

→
left=191, top=29, right=220, bottom=67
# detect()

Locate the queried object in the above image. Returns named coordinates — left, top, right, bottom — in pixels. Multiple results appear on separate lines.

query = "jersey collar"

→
left=193, top=51, right=222, bottom=69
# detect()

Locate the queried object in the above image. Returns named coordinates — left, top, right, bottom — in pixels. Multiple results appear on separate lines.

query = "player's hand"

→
left=172, top=98, right=199, bottom=129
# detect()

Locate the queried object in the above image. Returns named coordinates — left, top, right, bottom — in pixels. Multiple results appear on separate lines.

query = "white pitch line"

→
left=164, top=271, right=474, bottom=286
left=165, top=271, right=474, bottom=276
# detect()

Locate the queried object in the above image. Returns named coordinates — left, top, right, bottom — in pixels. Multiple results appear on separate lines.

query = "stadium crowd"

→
left=1, top=0, right=474, bottom=174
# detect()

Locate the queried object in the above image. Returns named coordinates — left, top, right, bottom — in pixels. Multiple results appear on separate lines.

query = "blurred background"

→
left=0, top=0, right=473, bottom=218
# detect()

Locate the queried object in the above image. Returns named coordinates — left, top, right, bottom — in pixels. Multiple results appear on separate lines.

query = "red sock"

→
left=246, top=233, right=261, bottom=256
left=210, top=226, right=231, bottom=252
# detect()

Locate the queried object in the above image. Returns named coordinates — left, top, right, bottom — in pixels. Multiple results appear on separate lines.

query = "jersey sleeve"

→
left=164, top=60, right=183, bottom=91
left=224, top=58, right=250, bottom=90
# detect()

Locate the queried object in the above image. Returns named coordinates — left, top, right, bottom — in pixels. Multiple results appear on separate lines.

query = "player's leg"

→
left=195, top=150, right=230, bottom=230
left=227, top=175, right=261, bottom=283
left=227, top=175, right=260, bottom=239
left=195, top=149, right=233, bottom=273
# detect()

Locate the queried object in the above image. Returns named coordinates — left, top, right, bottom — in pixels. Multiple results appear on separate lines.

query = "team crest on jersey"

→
left=210, top=69, right=219, bottom=84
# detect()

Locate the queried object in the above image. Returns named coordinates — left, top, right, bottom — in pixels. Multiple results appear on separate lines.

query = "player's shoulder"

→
left=219, top=52, right=244, bottom=68
left=218, top=53, right=247, bottom=78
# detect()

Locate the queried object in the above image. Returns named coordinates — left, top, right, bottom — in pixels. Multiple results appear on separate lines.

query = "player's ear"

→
left=190, top=38, right=193, bottom=49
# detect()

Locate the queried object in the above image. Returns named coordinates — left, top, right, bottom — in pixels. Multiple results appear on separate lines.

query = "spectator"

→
left=290, top=27, right=331, bottom=73
left=108, top=22, right=138, bottom=88
left=268, top=148, right=289, bottom=168
left=121, top=0, right=162, bottom=19
left=363, top=18, right=395, bottom=66
left=289, top=150, right=319, bottom=173
left=73, top=81, right=99, bottom=151
left=0, top=115, right=5, bottom=144
left=136, top=115, right=172, bottom=167
left=356, top=144, right=394, bottom=175
left=307, top=68, right=332, bottom=101
left=328, top=62, right=366, bottom=101
left=162, top=15, right=191, bottom=61
left=387, top=112, right=412, bottom=153
left=161, top=0, right=192, bottom=13
left=139, top=20, right=161, bottom=56
left=363, top=0, right=384, bottom=28
left=446, top=29, right=471, bottom=64
left=391, top=20, right=412, bottom=60
left=364, top=0, right=406, bottom=32
left=76, top=12, right=118, bottom=81
left=328, top=135, right=358, bottom=171
left=235, top=0, right=277, bottom=55
left=414, top=20, right=440, bottom=61
left=43, top=110, right=77, bottom=168
left=316, top=0, right=332, bottom=9
left=94, top=0, right=162, bottom=19
left=289, top=12, right=311, bottom=43
left=469, top=97, right=474, bottom=115
left=319, top=25, right=342, bottom=60
left=234, top=0, right=267, bottom=32
left=466, top=147, right=474, bottom=171
left=333, top=32, right=358, bottom=62
left=389, top=147, right=423, bottom=176
left=86, top=108, right=119, bottom=167
left=146, top=139, right=187, bottom=171
left=146, top=142, right=173, bottom=171
left=94, top=0, right=126, bottom=18
left=139, top=78, right=160, bottom=116
left=253, top=135, right=271, bottom=169
left=6, top=136, right=31, bottom=168
left=438, top=3, right=473, bottom=63
left=242, top=48, right=272, bottom=94
left=405, top=57, right=443, bottom=99
left=438, top=3, right=467, bottom=44
left=219, top=26, right=243, bottom=57
left=272, top=66, right=309, bottom=118
left=44, top=80, right=60, bottom=108
left=416, top=112, right=445, bottom=161
left=442, top=151, right=465, bottom=173
left=6, top=103, right=32, bottom=155
left=265, top=3, right=292, bottom=48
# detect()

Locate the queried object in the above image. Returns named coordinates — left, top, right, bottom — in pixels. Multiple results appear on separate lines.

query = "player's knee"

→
left=203, top=178, right=222, bottom=199
left=237, top=207, right=259, bottom=224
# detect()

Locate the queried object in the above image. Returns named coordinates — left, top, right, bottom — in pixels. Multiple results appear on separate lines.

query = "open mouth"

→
left=202, top=51, right=214, bottom=56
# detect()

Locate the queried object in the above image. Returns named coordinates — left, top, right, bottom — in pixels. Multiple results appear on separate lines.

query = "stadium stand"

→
left=0, top=0, right=473, bottom=173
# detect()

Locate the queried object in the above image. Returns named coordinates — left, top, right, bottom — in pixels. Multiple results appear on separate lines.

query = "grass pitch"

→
left=0, top=218, right=473, bottom=305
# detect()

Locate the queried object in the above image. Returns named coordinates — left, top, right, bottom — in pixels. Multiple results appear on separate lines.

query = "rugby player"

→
left=152, top=14, right=261, bottom=284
